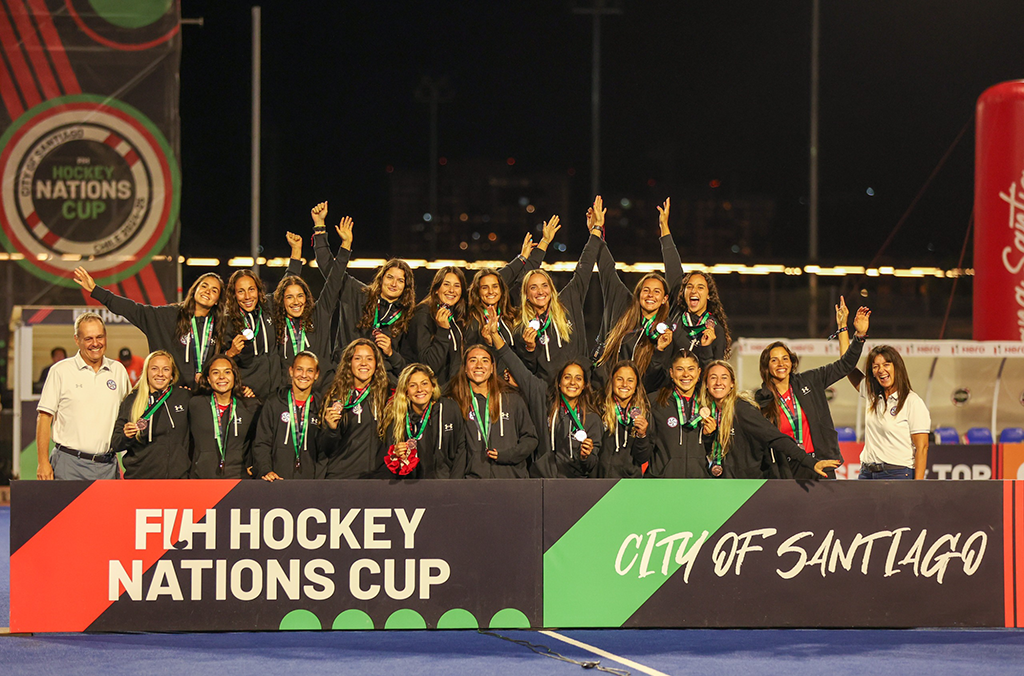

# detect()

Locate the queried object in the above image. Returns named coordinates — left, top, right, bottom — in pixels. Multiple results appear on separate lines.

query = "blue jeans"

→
left=859, top=466, right=912, bottom=480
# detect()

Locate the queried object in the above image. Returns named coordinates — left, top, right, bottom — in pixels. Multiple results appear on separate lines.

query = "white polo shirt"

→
left=38, top=353, right=131, bottom=455
left=860, top=381, right=931, bottom=468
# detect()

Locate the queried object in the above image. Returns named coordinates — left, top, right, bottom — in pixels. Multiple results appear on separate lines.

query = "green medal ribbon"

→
left=681, top=311, right=710, bottom=337
left=344, top=386, right=371, bottom=411
left=140, top=388, right=174, bottom=422
left=374, top=304, right=402, bottom=329
left=471, top=393, right=491, bottom=445
left=286, top=318, right=308, bottom=356
left=614, top=403, right=632, bottom=427
left=641, top=316, right=662, bottom=341
left=709, top=401, right=724, bottom=466
left=287, top=391, right=310, bottom=463
left=777, top=389, right=805, bottom=447
left=404, top=402, right=434, bottom=442
left=559, top=393, right=584, bottom=434
left=191, top=316, right=213, bottom=365
left=244, top=308, right=262, bottom=338
left=209, top=395, right=237, bottom=468
left=532, top=312, right=552, bottom=336
left=673, top=391, right=701, bottom=429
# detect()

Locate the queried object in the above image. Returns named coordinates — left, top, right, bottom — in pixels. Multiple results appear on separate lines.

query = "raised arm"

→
left=285, top=231, right=304, bottom=276
left=658, top=199, right=684, bottom=300
left=74, top=266, right=158, bottom=333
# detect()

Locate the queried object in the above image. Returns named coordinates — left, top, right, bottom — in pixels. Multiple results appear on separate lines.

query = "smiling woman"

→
left=188, top=355, right=260, bottom=479
left=73, top=266, right=224, bottom=384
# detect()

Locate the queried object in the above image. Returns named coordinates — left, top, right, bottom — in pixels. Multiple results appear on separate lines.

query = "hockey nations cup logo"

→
left=0, top=95, right=180, bottom=286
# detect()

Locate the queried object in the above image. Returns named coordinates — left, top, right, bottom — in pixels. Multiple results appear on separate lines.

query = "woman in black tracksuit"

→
left=489, top=318, right=600, bottom=478
left=595, top=360, right=653, bottom=479
left=188, top=355, right=259, bottom=479
left=252, top=351, right=323, bottom=481
left=74, top=266, right=223, bottom=384
left=754, top=298, right=869, bottom=479
left=512, top=215, right=602, bottom=384
left=310, top=203, right=414, bottom=378
left=110, top=350, right=191, bottom=479
left=401, top=266, right=469, bottom=388
left=318, top=338, right=392, bottom=479
left=447, top=344, right=538, bottom=479
left=377, top=363, right=467, bottom=479
left=220, top=233, right=304, bottom=400
left=645, top=349, right=716, bottom=478
left=701, top=360, right=839, bottom=480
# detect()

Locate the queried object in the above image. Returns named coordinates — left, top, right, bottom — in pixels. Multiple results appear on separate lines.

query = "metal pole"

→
left=808, top=0, right=820, bottom=337
left=591, top=12, right=600, bottom=197
left=251, top=6, right=261, bottom=272
left=429, top=85, right=439, bottom=260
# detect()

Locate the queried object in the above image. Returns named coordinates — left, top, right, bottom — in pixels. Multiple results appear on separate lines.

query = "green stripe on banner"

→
left=543, top=479, right=764, bottom=627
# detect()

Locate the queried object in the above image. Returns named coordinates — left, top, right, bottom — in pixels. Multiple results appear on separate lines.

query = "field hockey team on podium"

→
left=55, top=194, right=926, bottom=481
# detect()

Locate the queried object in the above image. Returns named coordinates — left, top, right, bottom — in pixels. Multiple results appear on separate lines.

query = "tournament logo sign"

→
left=0, top=94, right=180, bottom=287
left=65, top=0, right=181, bottom=52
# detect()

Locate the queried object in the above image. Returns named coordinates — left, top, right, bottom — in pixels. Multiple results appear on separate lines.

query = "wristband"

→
left=837, top=327, right=848, bottom=332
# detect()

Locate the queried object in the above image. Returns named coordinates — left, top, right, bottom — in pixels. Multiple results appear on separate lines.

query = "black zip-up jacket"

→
left=252, top=388, right=323, bottom=479
left=276, top=250, right=346, bottom=392
left=311, top=235, right=409, bottom=378
left=463, top=390, right=538, bottom=479
left=660, top=232, right=723, bottom=364
left=753, top=336, right=866, bottom=475
left=188, top=395, right=259, bottom=479
left=713, top=399, right=819, bottom=479
left=91, top=287, right=217, bottom=384
left=111, top=386, right=191, bottom=479
left=597, top=411, right=653, bottom=479
left=646, top=390, right=714, bottom=478
left=512, top=233, right=601, bottom=384
left=319, top=392, right=387, bottom=479
left=461, top=250, right=542, bottom=351
left=402, top=304, right=464, bottom=387
left=378, top=397, right=467, bottom=479
left=497, top=344, right=600, bottom=478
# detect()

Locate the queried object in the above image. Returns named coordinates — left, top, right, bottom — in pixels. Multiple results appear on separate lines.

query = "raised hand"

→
left=700, top=323, right=717, bottom=347
left=336, top=215, right=354, bottom=250
left=285, top=231, right=302, bottom=259
left=656, top=328, right=673, bottom=352
left=311, top=201, right=327, bottom=228
left=520, top=232, right=536, bottom=259
left=591, top=195, right=606, bottom=233
left=853, top=306, right=871, bottom=338
left=835, top=295, right=849, bottom=330
left=72, top=266, right=97, bottom=293
left=657, top=198, right=671, bottom=236
left=539, top=215, right=561, bottom=251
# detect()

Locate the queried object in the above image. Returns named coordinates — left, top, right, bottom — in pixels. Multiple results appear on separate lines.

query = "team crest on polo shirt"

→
left=667, top=416, right=678, bottom=428
left=281, top=412, right=290, bottom=423
left=106, top=379, right=116, bottom=390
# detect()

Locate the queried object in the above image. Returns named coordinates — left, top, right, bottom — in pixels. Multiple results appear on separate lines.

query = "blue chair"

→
left=835, top=427, right=856, bottom=442
left=1000, top=427, right=1024, bottom=443
left=965, top=427, right=994, bottom=445
left=933, top=427, right=960, bottom=445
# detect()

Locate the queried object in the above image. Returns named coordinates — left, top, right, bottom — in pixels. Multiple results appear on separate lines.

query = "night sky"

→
left=179, top=0, right=1024, bottom=267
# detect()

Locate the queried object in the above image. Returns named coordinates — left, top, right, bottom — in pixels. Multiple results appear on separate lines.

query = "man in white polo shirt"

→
left=36, top=311, right=131, bottom=480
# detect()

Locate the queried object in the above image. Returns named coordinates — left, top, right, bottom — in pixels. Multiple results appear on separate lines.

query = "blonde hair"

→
left=129, top=351, right=180, bottom=422
left=379, top=363, right=441, bottom=442
left=518, top=269, right=572, bottom=341
left=698, top=359, right=754, bottom=458
left=599, top=361, right=650, bottom=432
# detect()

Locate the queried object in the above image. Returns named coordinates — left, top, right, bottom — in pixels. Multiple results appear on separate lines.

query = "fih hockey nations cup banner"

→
left=0, top=0, right=181, bottom=305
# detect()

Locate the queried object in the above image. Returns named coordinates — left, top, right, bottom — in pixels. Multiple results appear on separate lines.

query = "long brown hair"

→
left=599, top=360, right=650, bottom=431
left=467, top=267, right=519, bottom=328
left=546, top=358, right=595, bottom=425
left=379, top=363, right=441, bottom=442
left=272, top=275, right=316, bottom=346
left=222, top=269, right=267, bottom=339
left=415, top=266, right=467, bottom=321
left=596, top=273, right=669, bottom=374
left=175, top=272, right=224, bottom=344
left=357, top=259, right=416, bottom=337
left=676, top=270, right=732, bottom=357
left=320, top=338, right=390, bottom=422
left=446, top=344, right=507, bottom=424
left=757, top=341, right=800, bottom=426
left=864, top=345, right=912, bottom=416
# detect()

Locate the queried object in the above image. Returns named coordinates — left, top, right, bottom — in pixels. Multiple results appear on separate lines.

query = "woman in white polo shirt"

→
left=848, top=345, right=931, bottom=479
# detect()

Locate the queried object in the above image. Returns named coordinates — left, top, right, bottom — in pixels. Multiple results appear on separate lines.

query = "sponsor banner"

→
left=734, top=339, right=1024, bottom=358
left=926, top=444, right=997, bottom=481
left=10, top=480, right=542, bottom=632
left=1001, top=443, right=1024, bottom=480
left=836, top=441, right=864, bottom=479
left=975, top=80, right=1024, bottom=341
left=544, top=480, right=1007, bottom=627
left=0, top=1, right=180, bottom=305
